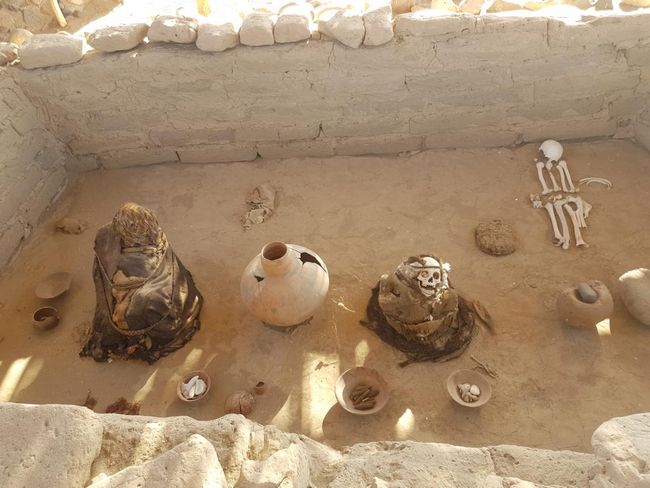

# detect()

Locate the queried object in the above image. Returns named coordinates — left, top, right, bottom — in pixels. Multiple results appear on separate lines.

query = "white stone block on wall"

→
left=196, top=21, right=240, bottom=52
left=393, top=12, right=475, bottom=37
left=18, top=33, right=83, bottom=70
left=148, top=15, right=198, bottom=44
left=87, top=24, right=149, bottom=52
left=319, top=10, right=365, bottom=49
left=363, top=6, right=394, bottom=46
left=622, top=0, right=650, bottom=5
left=274, top=14, right=311, bottom=44
left=240, top=13, right=275, bottom=47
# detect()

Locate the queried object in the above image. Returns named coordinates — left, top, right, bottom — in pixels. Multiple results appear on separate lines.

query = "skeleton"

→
left=532, top=140, right=597, bottom=250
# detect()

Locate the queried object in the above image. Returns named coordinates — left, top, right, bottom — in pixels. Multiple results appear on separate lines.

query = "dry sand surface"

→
left=0, top=140, right=649, bottom=452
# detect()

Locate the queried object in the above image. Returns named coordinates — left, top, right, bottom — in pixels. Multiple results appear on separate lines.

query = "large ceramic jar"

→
left=240, top=241, right=329, bottom=327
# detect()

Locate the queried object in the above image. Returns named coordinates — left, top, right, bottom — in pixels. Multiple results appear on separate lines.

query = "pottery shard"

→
left=240, top=13, right=275, bottom=47
left=274, top=14, right=311, bottom=44
left=319, top=10, right=365, bottom=49
left=363, top=6, right=394, bottom=47
left=475, top=220, right=517, bottom=256
left=18, top=33, right=83, bottom=69
left=196, top=21, right=240, bottom=52
left=148, top=16, right=198, bottom=44
left=618, top=268, right=650, bottom=326
left=0, top=42, right=18, bottom=66
left=88, top=434, right=228, bottom=488
left=87, top=24, right=149, bottom=52
left=0, top=403, right=103, bottom=488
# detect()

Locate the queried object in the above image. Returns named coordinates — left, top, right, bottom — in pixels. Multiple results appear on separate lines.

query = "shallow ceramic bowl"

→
left=177, top=370, right=211, bottom=403
left=335, top=367, right=389, bottom=415
left=446, top=369, right=492, bottom=408
left=35, top=271, right=72, bottom=299
left=32, top=306, right=60, bottom=331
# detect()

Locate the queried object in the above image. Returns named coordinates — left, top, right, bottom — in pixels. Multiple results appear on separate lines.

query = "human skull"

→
left=413, top=256, right=445, bottom=297
left=539, top=140, right=564, bottom=164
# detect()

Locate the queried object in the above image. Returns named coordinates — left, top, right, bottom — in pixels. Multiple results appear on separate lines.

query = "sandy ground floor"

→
left=0, top=140, right=649, bottom=452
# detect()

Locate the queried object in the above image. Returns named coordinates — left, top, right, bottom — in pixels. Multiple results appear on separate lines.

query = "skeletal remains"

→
left=531, top=140, right=596, bottom=250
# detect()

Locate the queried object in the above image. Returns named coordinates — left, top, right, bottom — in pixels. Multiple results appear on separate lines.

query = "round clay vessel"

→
left=32, top=306, right=60, bottom=330
left=176, top=370, right=211, bottom=403
left=240, top=241, right=329, bottom=327
left=335, top=367, right=390, bottom=416
left=446, top=369, right=492, bottom=408
left=224, top=390, right=255, bottom=416
left=556, top=280, right=613, bottom=328
left=35, top=271, right=72, bottom=299
left=618, top=268, right=650, bottom=326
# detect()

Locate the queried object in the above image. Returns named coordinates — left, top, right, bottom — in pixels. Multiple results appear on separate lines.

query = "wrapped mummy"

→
left=364, top=254, right=476, bottom=366
left=81, top=203, right=203, bottom=363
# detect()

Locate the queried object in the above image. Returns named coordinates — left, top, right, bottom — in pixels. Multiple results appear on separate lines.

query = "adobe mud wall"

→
left=0, top=75, right=67, bottom=268
left=9, top=12, right=650, bottom=172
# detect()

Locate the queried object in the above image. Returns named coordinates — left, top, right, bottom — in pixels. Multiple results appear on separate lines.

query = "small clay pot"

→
left=335, top=367, right=390, bottom=416
left=224, top=390, right=255, bottom=416
left=556, top=280, right=613, bottom=328
left=177, top=370, right=211, bottom=402
left=446, top=369, right=492, bottom=408
left=32, top=307, right=60, bottom=330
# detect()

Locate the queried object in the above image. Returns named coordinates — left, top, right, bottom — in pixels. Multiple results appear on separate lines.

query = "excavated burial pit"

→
left=0, top=140, right=649, bottom=452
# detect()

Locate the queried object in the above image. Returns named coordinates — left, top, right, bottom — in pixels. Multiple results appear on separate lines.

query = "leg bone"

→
left=564, top=204, right=588, bottom=247
left=553, top=200, right=571, bottom=250
left=543, top=202, right=563, bottom=246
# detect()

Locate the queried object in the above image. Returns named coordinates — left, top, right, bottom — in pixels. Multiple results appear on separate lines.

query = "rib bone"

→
left=543, top=202, right=563, bottom=245
left=553, top=199, right=571, bottom=250
left=558, top=160, right=576, bottom=192
left=536, top=161, right=551, bottom=194
left=546, top=161, right=561, bottom=192
left=564, top=204, right=588, bottom=247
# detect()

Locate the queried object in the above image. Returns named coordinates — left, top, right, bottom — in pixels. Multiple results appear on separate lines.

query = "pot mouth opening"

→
left=263, top=241, right=288, bottom=261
